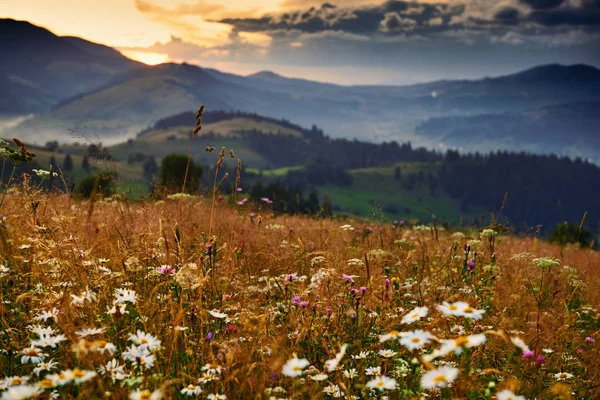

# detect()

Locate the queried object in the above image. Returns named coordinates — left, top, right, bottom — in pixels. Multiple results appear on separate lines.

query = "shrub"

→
left=77, top=173, right=115, bottom=198
left=549, top=222, right=594, bottom=247
left=159, top=154, right=203, bottom=193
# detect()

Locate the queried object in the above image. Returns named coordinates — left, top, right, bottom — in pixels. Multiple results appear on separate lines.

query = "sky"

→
left=2, top=0, right=600, bottom=85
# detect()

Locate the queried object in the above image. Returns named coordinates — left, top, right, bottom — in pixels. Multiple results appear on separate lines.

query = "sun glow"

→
left=120, top=50, right=169, bottom=65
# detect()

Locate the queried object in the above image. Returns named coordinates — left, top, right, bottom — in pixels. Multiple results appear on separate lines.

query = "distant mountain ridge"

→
left=0, top=18, right=140, bottom=115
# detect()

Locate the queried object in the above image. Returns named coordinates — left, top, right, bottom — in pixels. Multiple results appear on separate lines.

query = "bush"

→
left=549, top=222, right=594, bottom=247
left=159, top=154, right=203, bottom=193
left=77, top=173, right=115, bottom=198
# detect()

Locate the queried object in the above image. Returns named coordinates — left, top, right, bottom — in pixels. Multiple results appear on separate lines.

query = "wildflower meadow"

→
left=0, top=143, right=599, bottom=399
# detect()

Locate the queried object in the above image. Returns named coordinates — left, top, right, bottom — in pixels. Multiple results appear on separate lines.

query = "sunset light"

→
left=120, top=50, right=169, bottom=66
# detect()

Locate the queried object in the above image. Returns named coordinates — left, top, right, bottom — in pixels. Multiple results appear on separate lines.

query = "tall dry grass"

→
left=0, top=176, right=599, bottom=399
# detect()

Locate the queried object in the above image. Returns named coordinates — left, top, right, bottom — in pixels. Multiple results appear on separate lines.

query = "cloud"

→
left=519, top=0, right=565, bottom=10
left=494, top=7, right=521, bottom=25
left=124, top=0, right=600, bottom=84
left=527, top=5, right=600, bottom=26
left=134, top=0, right=227, bottom=17
left=218, top=1, right=465, bottom=37
left=380, top=12, right=418, bottom=32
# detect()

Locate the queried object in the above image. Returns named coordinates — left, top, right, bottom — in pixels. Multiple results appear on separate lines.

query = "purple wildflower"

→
left=467, top=258, right=475, bottom=272
left=522, top=350, right=535, bottom=359
left=342, top=274, right=354, bottom=284
left=536, top=354, right=545, bottom=366
left=285, top=273, right=297, bottom=282
left=157, top=264, right=175, bottom=276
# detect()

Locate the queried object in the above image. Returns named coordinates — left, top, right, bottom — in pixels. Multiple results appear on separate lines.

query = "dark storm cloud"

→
left=218, top=0, right=600, bottom=36
left=513, top=0, right=600, bottom=27
left=527, top=4, right=600, bottom=26
left=518, top=0, right=564, bottom=10
left=494, top=7, right=521, bottom=25
left=218, top=1, right=465, bottom=36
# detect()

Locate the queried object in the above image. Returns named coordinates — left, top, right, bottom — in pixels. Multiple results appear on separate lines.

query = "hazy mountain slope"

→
left=0, top=18, right=140, bottom=115
left=415, top=100, right=600, bottom=159
left=12, top=62, right=362, bottom=144
left=10, top=59, right=600, bottom=147
left=208, top=64, right=600, bottom=142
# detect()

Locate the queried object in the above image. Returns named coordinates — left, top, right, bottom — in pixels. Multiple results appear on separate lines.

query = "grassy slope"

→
left=18, top=118, right=483, bottom=223
left=321, top=163, right=471, bottom=224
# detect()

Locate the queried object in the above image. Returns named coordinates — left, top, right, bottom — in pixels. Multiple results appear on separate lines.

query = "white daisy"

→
left=400, top=330, right=434, bottom=351
left=129, top=389, right=163, bottom=400
left=366, top=375, right=397, bottom=391
left=181, top=384, right=203, bottom=396
left=310, top=373, right=328, bottom=381
left=0, top=384, right=41, bottom=400
left=401, top=306, right=429, bottom=324
left=114, top=288, right=138, bottom=305
left=323, top=384, right=343, bottom=397
left=554, top=372, right=573, bottom=381
left=343, top=369, right=358, bottom=379
left=424, top=334, right=486, bottom=361
left=379, top=330, right=403, bottom=343
left=33, top=360, right=58, bottom=376
left=20, top=347, right=46, bottom=364
left=378, top=349, right=398, bottom=358
left=127, top=331, right=161, bottom=351
left=365, top=366, right=381, bottom=376
left=34, top=308, right=59, bottom=323
left=496, top=389, right=526, bottom=400
left=75, top=327, right=106, bottom=338
left=208, top=310, right=228, bottom=319
left=351, top=351, right=370, bottom=360
left=421, top=366, right=459, bottom=389
left=282, top=357, right=310, bottom=377
left=69, top=369, right=96, bottom=384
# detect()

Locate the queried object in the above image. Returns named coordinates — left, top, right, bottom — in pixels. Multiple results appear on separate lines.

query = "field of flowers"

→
left=0, top=185, right=599, bottom=399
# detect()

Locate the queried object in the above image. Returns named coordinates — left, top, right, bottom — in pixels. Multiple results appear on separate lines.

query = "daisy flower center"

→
left=433, top=374, right=447, bottom=384
left=140, top=390, right=152, bottom=400
left=411, top=337, right=421, bottom=343
left=73, top=369, right=85, bottom=378
left=39, top=379, right=54, bottom=388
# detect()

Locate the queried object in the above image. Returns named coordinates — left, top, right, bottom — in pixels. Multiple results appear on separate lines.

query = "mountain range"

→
left=1, top=18, right=600, bottom=159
